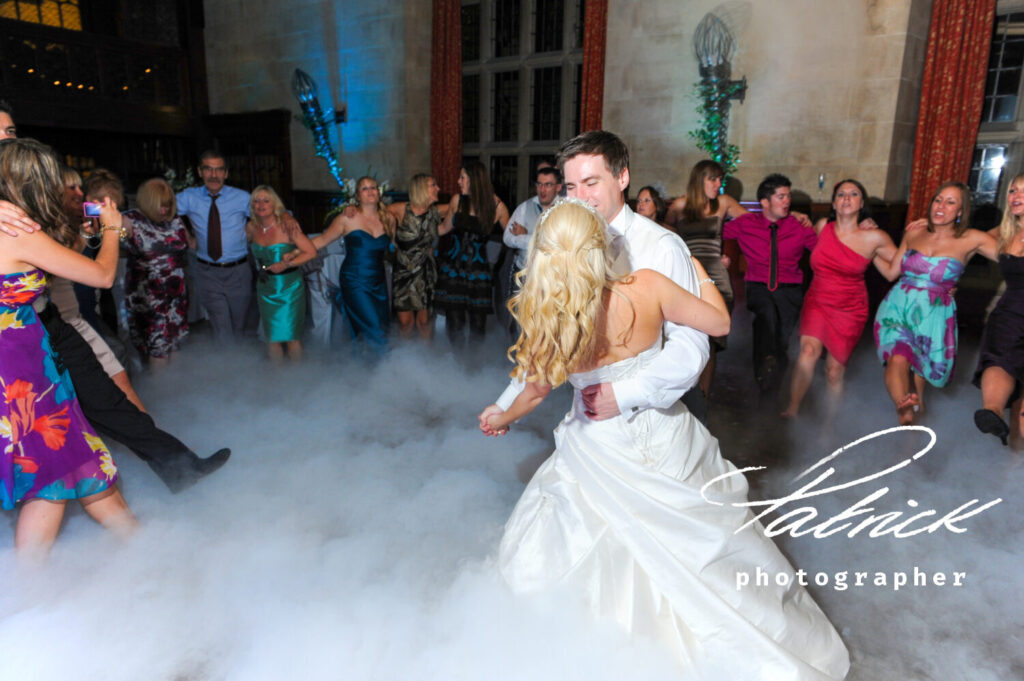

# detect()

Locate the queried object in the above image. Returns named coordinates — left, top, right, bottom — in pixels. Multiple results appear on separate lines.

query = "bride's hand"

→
left=479, top=404, right=509, bottom=436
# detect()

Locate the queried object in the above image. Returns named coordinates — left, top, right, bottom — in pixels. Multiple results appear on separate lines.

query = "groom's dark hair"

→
left=556, top=130, right=630, bottom=178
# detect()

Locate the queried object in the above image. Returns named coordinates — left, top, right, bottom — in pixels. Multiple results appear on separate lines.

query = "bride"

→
left=479, top=199, right=849, bottom=680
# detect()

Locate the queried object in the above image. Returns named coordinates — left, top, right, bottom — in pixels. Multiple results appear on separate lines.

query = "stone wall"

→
left=203, top=0, right=431, bottom=193
left=604, top=0, right=929, bottom=203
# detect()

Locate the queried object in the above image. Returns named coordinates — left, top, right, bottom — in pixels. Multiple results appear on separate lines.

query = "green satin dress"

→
left=250, top=242, right=306, bottom=342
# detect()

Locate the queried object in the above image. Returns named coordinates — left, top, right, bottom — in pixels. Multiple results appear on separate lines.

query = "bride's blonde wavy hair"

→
left=508, top=198, right=620, bottom=386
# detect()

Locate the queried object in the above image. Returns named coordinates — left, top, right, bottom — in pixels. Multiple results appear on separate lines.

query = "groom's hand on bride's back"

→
left=582, top=383, right=618, bottom=420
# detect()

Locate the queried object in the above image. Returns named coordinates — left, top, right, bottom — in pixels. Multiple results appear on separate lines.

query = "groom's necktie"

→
left=609, top=234, right=629, bottom=276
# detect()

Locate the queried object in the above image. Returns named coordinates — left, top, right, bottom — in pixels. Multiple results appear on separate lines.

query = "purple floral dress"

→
left=873, top=249, right=965, bottom=387
left=1, top=270, right=118, bottom=509
left=123, top=210, right=190, bottom=358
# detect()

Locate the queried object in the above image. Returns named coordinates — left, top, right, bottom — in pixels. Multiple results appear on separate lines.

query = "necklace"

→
left=258, top=219, right=275, bottom=234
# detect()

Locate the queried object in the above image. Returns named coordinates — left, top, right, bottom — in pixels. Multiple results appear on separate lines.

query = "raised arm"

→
left=664, top=196, right=686, bottom=225
left=652, top=261, right=730, bottom=337
left=438, top=194, right=460, bottom=236
left=596, top=233, right=709, bottom=417
left=6, top=198, right=122, bottom=287
left=479, top=380, right=552, bottom=436
left=721, top=194, right=749, bottom=220
left=0, top=199, right=41, bottom=236
left=971, top=228, right=1000, bottom=262
left=310, top=213, right=348, bottom=249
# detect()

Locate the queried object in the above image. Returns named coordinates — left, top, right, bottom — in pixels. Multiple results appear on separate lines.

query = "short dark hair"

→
left=556, top=130, right=629, bottom=178
left=199, top=149, right=225, bottom=166
left=0, top=99, right=13, bottom=116
left=757, top=173, right=791, bottom=202
left=536, top=166, right=561, bottom=184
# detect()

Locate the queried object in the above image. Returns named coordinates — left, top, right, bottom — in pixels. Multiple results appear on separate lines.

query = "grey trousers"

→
left=195, top=260, right=253, bottom=343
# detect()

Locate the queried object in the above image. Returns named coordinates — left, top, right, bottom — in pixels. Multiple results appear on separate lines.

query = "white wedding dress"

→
left=499, top=344, right=850, bottom=680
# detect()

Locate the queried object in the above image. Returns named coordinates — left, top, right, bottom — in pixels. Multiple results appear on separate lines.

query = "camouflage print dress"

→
left=392, top=204, right=440, bottom=311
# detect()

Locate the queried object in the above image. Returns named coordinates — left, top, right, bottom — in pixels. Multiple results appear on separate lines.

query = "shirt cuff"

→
left=612, top=378, right=645, bottom=414
left=495, top=380, right=524, bottom=411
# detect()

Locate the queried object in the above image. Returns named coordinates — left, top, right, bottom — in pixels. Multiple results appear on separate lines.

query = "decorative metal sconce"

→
left=690, top=13, right=747, bottom=178
left=292, top=68, right=347, bottom=188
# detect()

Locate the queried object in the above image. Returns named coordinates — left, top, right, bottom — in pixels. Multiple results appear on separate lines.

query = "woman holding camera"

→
left=0, top=138, right=137, bottom=560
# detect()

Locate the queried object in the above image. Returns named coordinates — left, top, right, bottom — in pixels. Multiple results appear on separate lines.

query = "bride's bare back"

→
left=584, top=267, right=729, bottom=371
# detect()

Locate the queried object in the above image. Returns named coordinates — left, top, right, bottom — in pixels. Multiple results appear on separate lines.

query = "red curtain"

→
left=579, top=0, right=608, bottom=133
left=906, top=0, right=995, bottom=224
left=430, top=0, right=462, bottom=196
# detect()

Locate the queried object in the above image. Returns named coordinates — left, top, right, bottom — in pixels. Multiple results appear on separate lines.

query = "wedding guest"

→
left=177, top=151, right=252, bottom=343
left=312, top=176, right=395, bottom=354
left=0, top=137, right=137, bottom=560
left=723, top=174, right=817, bottom=395
left=122, top=178, right=194, bottom=366
left=501, top=166, right=562, bottom=342
left=435, top=161, right=509, bottom=349
left=387, top=174, right=448, bottom=340
left=248, top=185, right=317, bottom=361
left=875, top=182, right=998, bottom=424
left=781, top=180, right=900, bottom=418
left=973, top=173, right=1024, bottom=445
left=634, top=185, right=670, bottom=228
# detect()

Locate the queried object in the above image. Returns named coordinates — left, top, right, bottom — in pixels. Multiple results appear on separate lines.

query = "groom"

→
left=480, top=130, right=709, bottom=428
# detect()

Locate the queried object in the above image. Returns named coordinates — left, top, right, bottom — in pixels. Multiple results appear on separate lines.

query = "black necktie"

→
left=769, top=222, right=779, bottom=291
left=207, top=194, right=222, bottom=261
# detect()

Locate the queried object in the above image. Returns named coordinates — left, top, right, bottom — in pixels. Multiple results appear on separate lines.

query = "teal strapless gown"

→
left=250, top=242, right=306, bottom=343
left=336, top=230, right=390, bottom=353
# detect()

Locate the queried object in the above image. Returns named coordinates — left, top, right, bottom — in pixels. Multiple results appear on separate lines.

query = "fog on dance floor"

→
left=1, top=318, right=1021, bottom=681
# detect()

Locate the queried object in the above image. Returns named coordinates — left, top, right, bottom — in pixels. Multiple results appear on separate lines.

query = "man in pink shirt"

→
left=723, top=174, right=817, bottom=394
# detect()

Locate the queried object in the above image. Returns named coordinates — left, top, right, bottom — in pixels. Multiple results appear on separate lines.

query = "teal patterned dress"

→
left=873, top=250, right=965, bottom=387
left=250, top=242, right=306, bottom=343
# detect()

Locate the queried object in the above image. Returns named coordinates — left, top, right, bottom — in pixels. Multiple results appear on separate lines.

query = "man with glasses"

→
left=499, top=165, right=563, bottom=341
left=177, top=150, right=252, bottom=343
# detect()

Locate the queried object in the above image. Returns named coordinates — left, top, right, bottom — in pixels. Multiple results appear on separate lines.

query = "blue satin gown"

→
left=336, top=230, right=390, bottom=353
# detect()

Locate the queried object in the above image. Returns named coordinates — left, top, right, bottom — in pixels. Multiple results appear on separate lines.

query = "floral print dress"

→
left=1, top=270, right=118, bottom=509
left=874, top=250, right=965, bottom=387
left=123, top=210, right=190, bottom=358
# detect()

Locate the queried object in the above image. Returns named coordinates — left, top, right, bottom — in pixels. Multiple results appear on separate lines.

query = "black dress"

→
left=974, top=253, right=1024, bottom=399
left=434, top=203, right=496, bottom=314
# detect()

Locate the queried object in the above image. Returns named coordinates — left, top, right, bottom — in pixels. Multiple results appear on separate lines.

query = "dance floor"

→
left=1, top=309, right=1020, bottom=681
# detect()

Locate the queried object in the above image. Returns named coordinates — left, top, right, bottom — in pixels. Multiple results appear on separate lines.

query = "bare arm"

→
left=4, top=198, right=122, bottom=287
left=479, top=381, right=551, bottom=435
left=0, top=200, right=41, bottom=236
left=438, top=195, right=460, bottom=236
left=388, top=201, right=407, bottom=224
left=972, top=229, right=1000, bottom=262
left=494, top=198, right=510, bottom=230
left=664, top=196, right=686, bottom=225
left=311, top=213, right=348, bottom=249
left=651, top=263, right=730, bottom=337
left=721, top=194, right=749, bottom=220
left=273, top=216, right=319, bottom=271
left=870, top=230, right=901, bottom=281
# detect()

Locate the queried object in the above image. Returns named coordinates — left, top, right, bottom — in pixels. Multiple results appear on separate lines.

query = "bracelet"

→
left=101, top=223, right=128, bottom=241
left=698, top=277, right=714, bottom=286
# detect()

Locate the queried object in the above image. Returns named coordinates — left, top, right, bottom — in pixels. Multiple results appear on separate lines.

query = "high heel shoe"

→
left=974, top=409, right=1009, bottom=446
